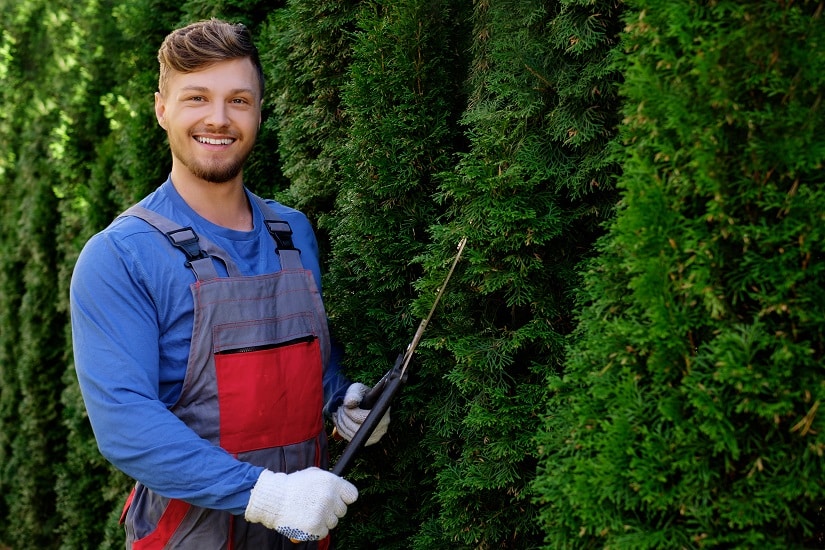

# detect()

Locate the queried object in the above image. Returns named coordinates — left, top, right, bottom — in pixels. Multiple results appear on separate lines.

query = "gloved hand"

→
left=244, top=467, right=358, bottom=541
left=332, top=382, right=390, bottom=446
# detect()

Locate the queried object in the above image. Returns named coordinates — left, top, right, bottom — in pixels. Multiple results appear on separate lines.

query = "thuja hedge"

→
left=418, top=0, right=624, bottom=546
left=534, top=1, right=825, bottom=548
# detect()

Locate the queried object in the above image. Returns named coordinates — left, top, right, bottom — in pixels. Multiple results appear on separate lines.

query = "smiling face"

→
left=154, top=57, right=262, bottom=186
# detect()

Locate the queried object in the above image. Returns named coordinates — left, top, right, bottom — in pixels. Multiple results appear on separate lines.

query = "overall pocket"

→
left=213, top=315, right=324, bottom=454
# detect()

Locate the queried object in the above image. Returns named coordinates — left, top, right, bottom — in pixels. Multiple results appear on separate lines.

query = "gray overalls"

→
left=118, top=196, right=331, bottom=550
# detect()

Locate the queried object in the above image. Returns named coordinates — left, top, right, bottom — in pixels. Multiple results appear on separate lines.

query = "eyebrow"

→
left=179, top=85, right=257, bottom=96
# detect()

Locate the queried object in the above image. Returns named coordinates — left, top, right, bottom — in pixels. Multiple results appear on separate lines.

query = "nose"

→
left=204, top=102, right=230, bottom=128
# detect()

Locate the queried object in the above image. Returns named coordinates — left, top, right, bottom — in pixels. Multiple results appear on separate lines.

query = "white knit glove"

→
left=332, top=382, right=390, bottom=446
left=244, top=468, right=358, bottom=541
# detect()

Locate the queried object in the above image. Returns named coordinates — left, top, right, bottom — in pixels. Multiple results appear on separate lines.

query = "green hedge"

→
left=534, top=1, right=825, bottom=548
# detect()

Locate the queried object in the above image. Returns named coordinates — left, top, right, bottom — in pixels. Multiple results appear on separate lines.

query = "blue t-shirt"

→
left=70, top=177, right=348, bottom=515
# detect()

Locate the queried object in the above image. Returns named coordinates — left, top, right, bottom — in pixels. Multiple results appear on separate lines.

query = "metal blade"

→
left=399, top=236, right=468, bottom=376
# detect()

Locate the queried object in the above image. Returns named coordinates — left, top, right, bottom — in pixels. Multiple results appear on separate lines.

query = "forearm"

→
left=76, top=357, right=263, bottom=514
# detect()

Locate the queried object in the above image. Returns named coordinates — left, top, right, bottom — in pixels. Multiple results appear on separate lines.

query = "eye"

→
left=231, top=97, right=250, bottom=105
left=187, top=96, right=206, bottom=102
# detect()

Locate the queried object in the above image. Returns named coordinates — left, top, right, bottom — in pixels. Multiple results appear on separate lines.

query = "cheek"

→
left=241, top=117, right=261, bottom=141
left=166, top=113, right=199, bottom=135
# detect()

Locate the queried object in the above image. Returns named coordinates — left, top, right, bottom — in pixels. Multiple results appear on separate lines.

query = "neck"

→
left=170, top=166, right=253, bottom=231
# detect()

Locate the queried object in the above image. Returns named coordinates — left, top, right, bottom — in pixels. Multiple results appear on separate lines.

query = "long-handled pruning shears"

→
left=290, top=237, right=468, bottom=543
left=331, top=236, right=468, bottom=477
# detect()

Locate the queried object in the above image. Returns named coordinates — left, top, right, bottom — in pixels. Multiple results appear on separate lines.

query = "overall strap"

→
left=250, top=195, right=304, bottom=271
left=119, top=205, right=242, bottom=281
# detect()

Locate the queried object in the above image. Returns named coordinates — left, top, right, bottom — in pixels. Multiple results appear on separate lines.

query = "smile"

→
left=195, top=136, right=235, bottom=145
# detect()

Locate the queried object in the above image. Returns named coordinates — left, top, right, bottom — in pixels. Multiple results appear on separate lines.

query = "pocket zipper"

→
left=216, top=335, right=316, bottom=355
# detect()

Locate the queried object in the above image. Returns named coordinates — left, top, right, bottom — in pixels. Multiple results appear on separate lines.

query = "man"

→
left=70, top=19, right=388, bottom=549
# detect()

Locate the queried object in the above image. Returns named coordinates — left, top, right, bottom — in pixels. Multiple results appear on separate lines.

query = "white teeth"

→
left=196, top=137, right=234, bottom=145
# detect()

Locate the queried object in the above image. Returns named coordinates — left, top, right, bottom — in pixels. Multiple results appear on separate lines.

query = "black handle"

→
left=358, top=352, right=404, bottom=410
left=332, top=353, right=406, bottom=476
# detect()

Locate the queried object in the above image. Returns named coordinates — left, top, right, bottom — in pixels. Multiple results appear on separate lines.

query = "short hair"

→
left=157, top=18, right=264, bottom=98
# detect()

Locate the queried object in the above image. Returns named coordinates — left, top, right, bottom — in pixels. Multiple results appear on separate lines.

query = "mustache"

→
left=191, top=128, right=240, bottom=138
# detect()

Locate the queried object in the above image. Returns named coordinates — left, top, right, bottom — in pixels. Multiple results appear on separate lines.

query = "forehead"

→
left=165, top=58, right=261, bottom=98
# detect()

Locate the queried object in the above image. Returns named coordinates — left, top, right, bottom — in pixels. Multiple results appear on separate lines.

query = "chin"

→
left=191, top=162, right=245, bottom=184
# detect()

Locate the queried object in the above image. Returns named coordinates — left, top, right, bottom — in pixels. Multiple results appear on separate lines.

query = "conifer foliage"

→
left=321, top=1, right=474, bottom=546
left=535, top=1, right=825, bottom=547
left=260, top=0, right=359, bottom=236
left=423, top=0, right=623, bottom=546
left=0, top=2, right=94, bottom=547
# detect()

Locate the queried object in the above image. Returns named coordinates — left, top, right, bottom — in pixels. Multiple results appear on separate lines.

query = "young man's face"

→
left=154, top=58, right=262, bottom=185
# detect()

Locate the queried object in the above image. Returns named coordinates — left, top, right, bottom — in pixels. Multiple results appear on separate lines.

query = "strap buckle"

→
left=166, top=227, right=209, bottom=265
left=264, top=220, right=299, bottom=254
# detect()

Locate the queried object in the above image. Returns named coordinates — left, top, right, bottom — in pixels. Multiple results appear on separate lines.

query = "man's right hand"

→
left=244, top=467, right=358, bottom=541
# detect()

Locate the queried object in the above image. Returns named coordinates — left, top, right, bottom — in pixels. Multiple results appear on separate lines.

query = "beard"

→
left=183, top=153, right=248, bottom=184
left=169, top=130, right=256, bottom=184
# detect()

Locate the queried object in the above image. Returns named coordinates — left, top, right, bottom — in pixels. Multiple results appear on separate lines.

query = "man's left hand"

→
left=332, top=383, right=390, bottom=446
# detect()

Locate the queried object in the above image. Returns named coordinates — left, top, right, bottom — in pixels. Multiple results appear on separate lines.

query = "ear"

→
left=154, top=92, right=167, bottom=129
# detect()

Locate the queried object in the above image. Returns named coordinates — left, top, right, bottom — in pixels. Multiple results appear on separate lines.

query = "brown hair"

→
left=157, top=18, right=264, bottom=98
